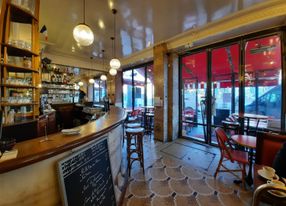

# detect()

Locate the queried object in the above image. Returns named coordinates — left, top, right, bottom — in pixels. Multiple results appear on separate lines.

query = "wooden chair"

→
left=252, top=184, right=286, bottom=206
left=255, top=131, right=286, bottom=166
left=214, top=127, right=249, bottom=188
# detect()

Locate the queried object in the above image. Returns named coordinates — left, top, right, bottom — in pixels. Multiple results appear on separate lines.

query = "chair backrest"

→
left=255, top=131, right=286, bottom=166
left=215, top=127, right=233, bottom=161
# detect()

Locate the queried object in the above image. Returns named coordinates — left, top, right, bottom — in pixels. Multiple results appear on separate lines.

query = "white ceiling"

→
left=39, top=0, right=268, bottom=64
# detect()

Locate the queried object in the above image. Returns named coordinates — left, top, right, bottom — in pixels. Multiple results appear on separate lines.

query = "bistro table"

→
left=233, top=113, right=268, bottom=134
left=231, top=134, right=257, bottom=185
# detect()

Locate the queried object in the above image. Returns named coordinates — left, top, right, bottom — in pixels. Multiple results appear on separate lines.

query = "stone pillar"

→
left=107, top=71, right=122, bottom=106
left=153, top=43, right=168, bottom=142
left=167, top=53, right=179, bottom=141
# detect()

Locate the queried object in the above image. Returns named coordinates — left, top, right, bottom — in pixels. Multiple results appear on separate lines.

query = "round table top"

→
left=233, top=113, right=268, bottom=120
left=231, top=134, right=257, bottom=149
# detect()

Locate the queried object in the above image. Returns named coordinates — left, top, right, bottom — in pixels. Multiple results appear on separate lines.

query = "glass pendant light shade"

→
left=78, top=81, right=84, bottom=86
left=109, top=58, right=121, bottom=69
left=73, top=23, right=94, bottom=46
left=109, top=68, right=117, bottom=76
left=100, top=74, right=107, bottom=81
left=88, top=78, right=95, bottom=84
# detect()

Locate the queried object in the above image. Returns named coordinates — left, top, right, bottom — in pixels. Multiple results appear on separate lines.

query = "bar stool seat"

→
left=126, top=123, right=141, bottom=128
left=125, top=127, right=145, bottom=176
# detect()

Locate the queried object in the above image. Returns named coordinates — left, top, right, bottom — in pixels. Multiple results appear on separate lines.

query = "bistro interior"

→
left=0, top=0, right=286, bottom=206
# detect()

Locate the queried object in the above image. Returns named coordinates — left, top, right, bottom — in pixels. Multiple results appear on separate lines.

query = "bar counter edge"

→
left=0, top=106, right=128, bottom=206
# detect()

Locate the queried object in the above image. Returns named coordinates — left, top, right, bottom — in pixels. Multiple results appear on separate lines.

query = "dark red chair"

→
left=214, top=127, right=249, bottom=188
left=255, top=131, right=286, bottom=166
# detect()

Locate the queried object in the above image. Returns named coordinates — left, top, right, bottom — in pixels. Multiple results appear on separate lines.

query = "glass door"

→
left=210, top=44, right=240, bottom=143
left=181, top=51, right=208, bottom=143
left=123, top=70, right=133, bottom=110
left=146, top=65, right=154, bottom=107
left=133, top=67, right=145, bottom=109
left=244, top=35, right=282, bottom=130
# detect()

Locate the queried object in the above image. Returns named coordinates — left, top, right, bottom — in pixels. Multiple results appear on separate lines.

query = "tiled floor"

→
left=122, top=136, right=254, bottom=206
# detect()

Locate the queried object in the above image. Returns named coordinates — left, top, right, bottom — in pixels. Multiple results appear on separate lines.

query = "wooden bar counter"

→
left=0, top=107, right=127, bottom=206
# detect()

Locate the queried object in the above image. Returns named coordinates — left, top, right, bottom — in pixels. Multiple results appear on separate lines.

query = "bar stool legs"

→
left=126, top=128, right=145, bottom=176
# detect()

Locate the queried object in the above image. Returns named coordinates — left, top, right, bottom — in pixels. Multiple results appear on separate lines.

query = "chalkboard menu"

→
left=57, top=138, right=116, bottom=206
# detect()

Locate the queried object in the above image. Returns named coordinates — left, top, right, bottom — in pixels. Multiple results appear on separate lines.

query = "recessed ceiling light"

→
left=108, top=0, right=114, bottom=9
left=98, top=19, right=105, bottom=29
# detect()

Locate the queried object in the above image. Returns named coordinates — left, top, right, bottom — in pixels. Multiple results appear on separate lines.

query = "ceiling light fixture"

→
left=78, top=81, right=84, bottom=86
left=109, top=68, right=117, bottom=76
left=100, top=50, right=107, bottom=81
left=89, top=77, right=95, bottom=84
left=109, top=9, right=120, bottom=70
left=73, top=0, right=94, bottom=46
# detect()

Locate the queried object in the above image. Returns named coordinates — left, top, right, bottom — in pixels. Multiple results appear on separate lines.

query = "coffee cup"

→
left=263, top=166, right=276, bottom=177
left=267, top=179, right=285, bottom=187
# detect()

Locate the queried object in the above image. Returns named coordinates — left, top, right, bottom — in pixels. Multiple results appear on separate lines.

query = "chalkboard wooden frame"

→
left=57, top=137, right=117, bottom=206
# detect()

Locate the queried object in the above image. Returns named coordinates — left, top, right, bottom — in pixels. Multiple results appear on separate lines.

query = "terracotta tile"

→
left=181, top=166, right=203, bottom=179
left=175, top=195, right=199, bottom=206
left=127, top=196, right=152, bottom=206
left=188, top=178, right=214, bottom=195
left=206, top=177, right=233, bottom=194
left=129, top=180, right=151, bottom=197
left=148, top=167, right=167, bottom=180
left=165, top=167, right=185, bottom=179
left=169, top=179, right=193, bottom=195
left=197, top=194, right=222, bottom=206
left=151, top=196, right=175, bottom=206
left=151, top=159, right=164, bottom=168
left=219, top=193, right=247, bottom=206
left=150, top=179, right=173, bottom=196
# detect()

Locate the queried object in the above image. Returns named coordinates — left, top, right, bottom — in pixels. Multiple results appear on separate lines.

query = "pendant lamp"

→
left=73, top=0, right=94, bottom=46
left=109, top=9, right=120, bottom=70
left=100, top=50, right=108, bottom=81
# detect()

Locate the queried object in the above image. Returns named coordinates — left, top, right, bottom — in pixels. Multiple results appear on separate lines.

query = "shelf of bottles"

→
left=41, top=64, right=79, bottom=104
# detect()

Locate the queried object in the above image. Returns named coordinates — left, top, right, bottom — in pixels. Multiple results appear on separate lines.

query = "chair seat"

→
left=225, top=149, right=249, bottom=164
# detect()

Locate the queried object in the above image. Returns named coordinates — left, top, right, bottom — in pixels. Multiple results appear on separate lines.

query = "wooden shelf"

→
left=1, top=63, right=38, bottom=72
left=15, top=111, right=34, bottom=117
left=1, top=84, right=36, bottom=88
left=41, top=86, right=75, bottom=90
left=41, top=81, right=74, bottom=85
left=9, top=3, right=37, bottom=24
left=1, top=43, right=39, bottom=57
left=3, top=118, right=36, bottom=127
left=0, top=102, right=38, bottom=106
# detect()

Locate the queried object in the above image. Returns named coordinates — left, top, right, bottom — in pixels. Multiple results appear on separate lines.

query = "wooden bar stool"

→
left=125, top=127, right=145, bottom=176
left=123, top=123, right=141, bottom=145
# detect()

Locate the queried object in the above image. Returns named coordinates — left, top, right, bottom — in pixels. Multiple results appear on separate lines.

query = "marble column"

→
left=167, top=53, right=179, bottom=141
left=153, top=43, right=168, bottom=142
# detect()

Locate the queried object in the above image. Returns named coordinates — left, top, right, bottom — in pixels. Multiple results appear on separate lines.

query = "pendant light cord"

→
left=83, top=0, right=86, bottom=24
left=112, top=9, right=117, bottom=58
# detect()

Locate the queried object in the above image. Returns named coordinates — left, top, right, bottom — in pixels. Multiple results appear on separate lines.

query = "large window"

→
left=123, top=70, right=133, bottom=109
left=93, top=79, right=106, bottom=103
left=244, top=35, right=282, bottom=125
left=122, top=63, right=154, bottom=110
left=180, top=31, right=284, bottom=144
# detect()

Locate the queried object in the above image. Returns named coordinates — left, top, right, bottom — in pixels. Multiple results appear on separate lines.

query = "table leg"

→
left=245, top=148, right=254, bottom=186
